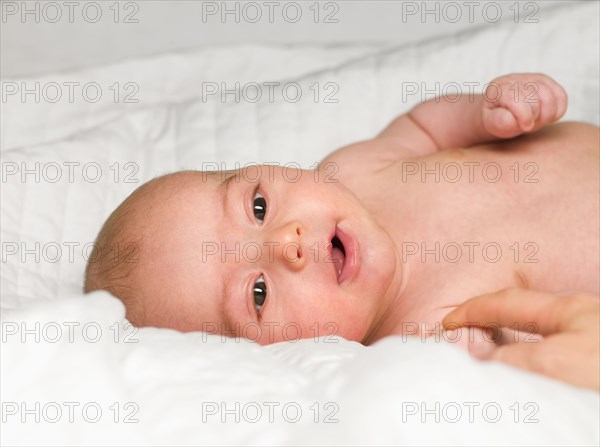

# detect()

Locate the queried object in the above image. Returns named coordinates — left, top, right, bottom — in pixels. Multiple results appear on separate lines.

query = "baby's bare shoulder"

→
left=320, top=137, right=420, bottom=179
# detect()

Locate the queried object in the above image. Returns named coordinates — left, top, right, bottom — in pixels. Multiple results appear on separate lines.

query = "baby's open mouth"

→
left=331, top=234, right=346, bottom=282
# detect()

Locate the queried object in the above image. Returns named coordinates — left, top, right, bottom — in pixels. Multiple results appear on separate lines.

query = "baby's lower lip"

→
left=331, top=242, right=345, bottom=282
left=335, top=226, right=358, bottom=285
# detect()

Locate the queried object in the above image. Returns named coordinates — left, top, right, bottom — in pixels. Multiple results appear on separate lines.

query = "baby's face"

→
left=133, top=166, right=403, bottom=344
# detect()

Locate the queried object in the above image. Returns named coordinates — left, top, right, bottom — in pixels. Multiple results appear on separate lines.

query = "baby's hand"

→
left=482, top=73, right=568, bottom=139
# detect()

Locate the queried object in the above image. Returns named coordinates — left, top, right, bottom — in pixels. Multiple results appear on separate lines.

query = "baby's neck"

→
left=352, top=176, right=437, bottom=345
left=361, top=259, right=411, bottom=345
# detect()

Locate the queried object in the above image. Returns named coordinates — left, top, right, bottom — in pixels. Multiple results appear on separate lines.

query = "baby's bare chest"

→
left=357, top=125, right=600, bottom=298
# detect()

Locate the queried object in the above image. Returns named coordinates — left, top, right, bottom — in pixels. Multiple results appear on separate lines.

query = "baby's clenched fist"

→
left=482, top=73, right=568, bottom=139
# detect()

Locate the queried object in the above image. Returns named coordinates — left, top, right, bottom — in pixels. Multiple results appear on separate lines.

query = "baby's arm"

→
left=321, top=73, right=567, bottom=170
left=379, top=73, right=568, bottom=156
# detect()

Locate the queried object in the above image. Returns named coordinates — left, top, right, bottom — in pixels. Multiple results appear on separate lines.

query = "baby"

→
left=84, top=73, right=599, bottom=354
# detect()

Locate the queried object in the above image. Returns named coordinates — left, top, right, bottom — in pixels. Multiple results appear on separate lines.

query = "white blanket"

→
left=2, top=2, right=599, bottom=445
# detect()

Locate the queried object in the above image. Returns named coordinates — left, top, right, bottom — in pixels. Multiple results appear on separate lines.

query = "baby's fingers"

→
left=529, top=74, right=568, bottom=121
left=527, top=79, right=561, bottom=128
left=482, top=107, right=520, bottom=138
left=485, top=80, right=540, bottom=131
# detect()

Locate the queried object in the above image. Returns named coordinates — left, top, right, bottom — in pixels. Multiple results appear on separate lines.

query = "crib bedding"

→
left=2, top=2, right=599, bottom=445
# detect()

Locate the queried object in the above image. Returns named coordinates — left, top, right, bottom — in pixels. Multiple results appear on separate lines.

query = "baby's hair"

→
left=84, top=170, right=226, bottom=326
left=83, top=174, right=174, bottom=325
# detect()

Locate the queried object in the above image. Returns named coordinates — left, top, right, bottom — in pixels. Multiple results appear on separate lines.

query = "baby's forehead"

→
left=205, top=169, right=239, bottom=184
left=203, top=165, right=293, bottom=184
left=142, top=166, right=287, bottom=229
left=141, top=171, right=221, bottom=202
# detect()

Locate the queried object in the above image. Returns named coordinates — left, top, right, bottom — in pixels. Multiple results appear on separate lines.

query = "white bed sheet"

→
left=1, top=2, right=599, bottom=445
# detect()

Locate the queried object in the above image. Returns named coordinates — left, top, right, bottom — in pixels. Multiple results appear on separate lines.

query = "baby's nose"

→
left=267, top=221, right=305, bottom=269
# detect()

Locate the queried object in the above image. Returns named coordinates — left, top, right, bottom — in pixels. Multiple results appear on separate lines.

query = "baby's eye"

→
left=253, top=275, right=267, bottom=313
left=253, top=191, right=267, bottom=224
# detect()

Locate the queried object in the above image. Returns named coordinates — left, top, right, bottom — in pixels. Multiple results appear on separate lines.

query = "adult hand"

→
left=442, top=288, right=600, bottom=391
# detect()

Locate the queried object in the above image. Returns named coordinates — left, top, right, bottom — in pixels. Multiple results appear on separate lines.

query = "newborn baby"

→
left=84, top=73, right=599, bottom=354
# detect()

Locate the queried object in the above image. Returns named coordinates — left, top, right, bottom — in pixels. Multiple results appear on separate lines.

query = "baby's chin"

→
left=325, top=307, right=378, bottom=343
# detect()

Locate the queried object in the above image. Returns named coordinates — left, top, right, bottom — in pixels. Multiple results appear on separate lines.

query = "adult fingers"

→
left=442, top=288, right=572, bottom=336
left=491, top=335, right=600, bottom=391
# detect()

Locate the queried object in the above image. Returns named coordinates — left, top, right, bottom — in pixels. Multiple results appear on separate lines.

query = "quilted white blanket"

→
left=2, top=2, right=599, bottom=445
